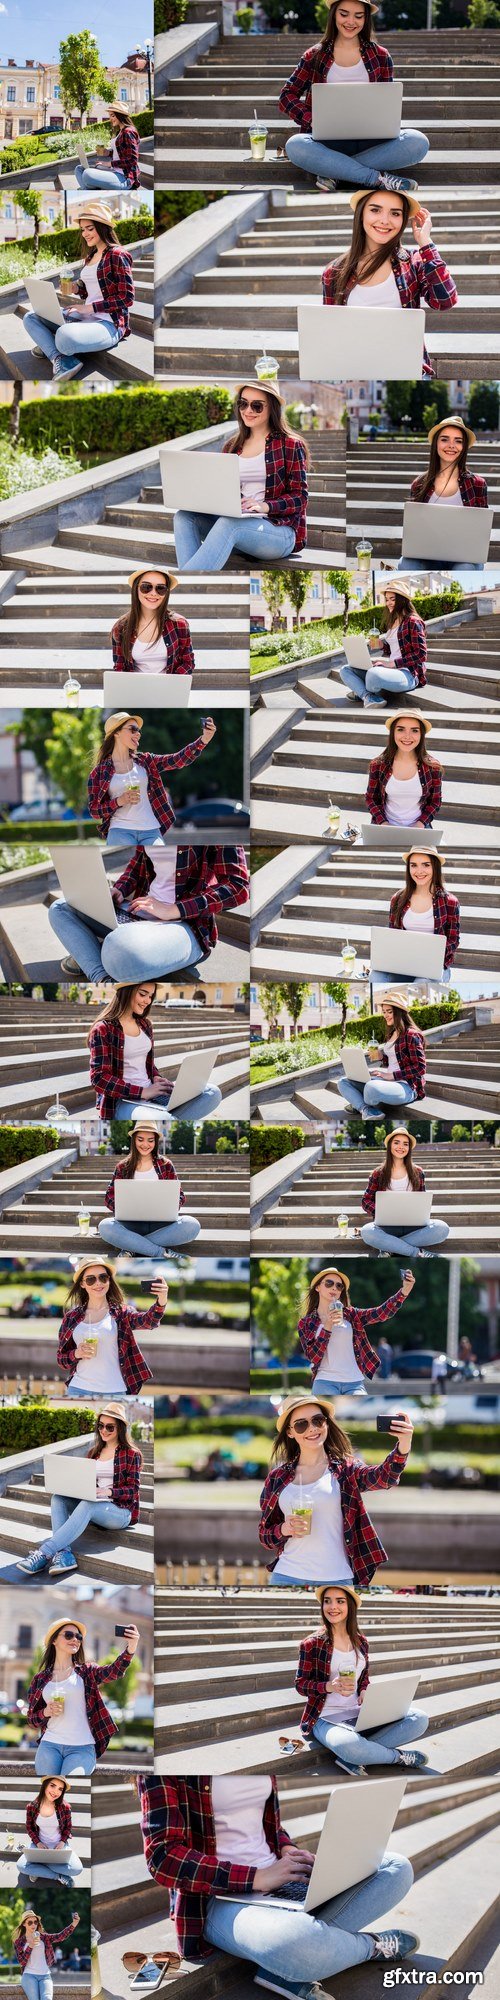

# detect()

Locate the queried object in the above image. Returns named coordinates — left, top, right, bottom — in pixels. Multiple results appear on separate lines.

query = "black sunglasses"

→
left=84, top=1272, right=109, bottom=1285
left=61, top=1629, right=82, bottom=1641
left=99, top=1421, right=117, bottom=1434
left=239, top=396, right=265, bottom=414
left=291, top=1413, right=327, bottom=1435
left=138, top=581, right=166, bottom=595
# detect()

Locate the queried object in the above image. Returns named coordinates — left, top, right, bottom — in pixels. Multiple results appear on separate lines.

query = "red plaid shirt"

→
left=298, top=1287, right=407, bottom=1383
left=15, top=1925, right=77, bottom=1971
left=223, top=434, right=308, bottom=551
left=57, top=1299, right=160, bottom=1392
left=259, top=1444, right=407, bottom=1581
left=112, top=614, right=195, bottom=676
left=322, top=246, right=457, bottom=379
left=26, top=1799, right=72, bottom=1845
left=108, top=122, right=140, bottom=188
left=279, top=38, right=393, bottom=130
left=377, top=1024, right=426, bottom=1099
left=27, top=1651, right=133, bottom=1760
left=138, top=1776, right=290, bottom=1962
left=89, top=1012, right=162, bottom=1119
left=92, top=1441, right=142, bottom=1523
left=112, top=844, right=250, bottom=961
left=75, top=244, right=133, bottom=339
left=88, top=738, right=206, bottom=838
left=366, top=753, right=441, bottom=825
left=410, top=469, right=488, bottom=507
left=105, top=1156, right=185, bottom=1218
left=362, top=1163, right=425, bottom=1218
left=389, top=887, right=460, bottom=969
left=295, top=1626, right=370, bottom=1737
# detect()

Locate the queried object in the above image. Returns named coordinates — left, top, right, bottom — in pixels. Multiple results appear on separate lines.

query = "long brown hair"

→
left=318, top=1585, right=362, bottom=1655
left=38, top=1629, right=87, bottom=1677
left=110, top=107, right=135, bottom=128
left=330, top=189, right=410, bottom=301
left=316, top=0, right=374, bottom=68
left=391, top=852, right=444, bottom=926
left=89, top=1411, right=142, bottom=1465
left=112, top=575, right=173, bottom=665
left=118, top=1129, right=162, bottom=1179
left=379, top=1000, right=419, bottom=1041
left=88, top=984, right=156, bottom=1046
left=79, top=220, right=120, bottom=260
left=94, top=718, right=142, bottom=770
left=15, top=1914, right=44, bottom=1946
left=301, top=1268, right=351, bottom=1320
left=225, top=386, right=310, bottom=462
left=32, top=1776, right=69, bottom=1815
left=377, top=1131, right=422, bottom=1191
left=382, top=590, right=417, bottom=631
left=412, top=427, right=469, bottom=504
left=379, top=718, right=440, bottom=778
left=64, top=1266, right=125, bottom=1315
left=270, top=1406, right=352, bottom=1470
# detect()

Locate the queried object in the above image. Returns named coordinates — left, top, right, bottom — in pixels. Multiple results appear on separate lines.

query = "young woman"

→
left=297, top=1584, right=428, bottom=1770
left=88, top=983, right=222, bottom=1123
left=14, top=1911, right=80, bottom=2000
left=16, top=1778, right=82, bottom=1887
left=27, top=1615, right=139, bottom=1776
left=322, top=190, right=457, bottom=379
left=87, top=710, right=215, bottom=846
left=337, top=996, right=426, bottom=1118
left=280, top=0, right=428, bottom=194
left=56, top=1259, right=165, bottom=1397
left=399, top=415, right=489, bottom=572
left=99, top=1115, right=202, bottom=1256
left=48, top=843, right=250, bottom=984
left=112, top=570, right=195, bottom=676
left=75, top=104, right=141, bottom=190
left=366, top=712, right=442, bottom=826
left=259, top=1390, right=413, bottom=1586
left=361, top=1126, right=450, bottom=1257
left=23, top=206, right=134, bottom=384
left=340, top=582, right=427, bottom=705
left=138, top=1773, right=418, bottom=1994
left=296, top=1263, right=414, bottom=1394
left=382, top=848, right=460, bottom=982
left=174, top=380, right=309, bottom=572
left=18, top=1404, right=142, bottom=1579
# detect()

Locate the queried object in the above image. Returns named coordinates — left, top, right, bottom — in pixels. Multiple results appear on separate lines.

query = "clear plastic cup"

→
left=64, top=674, right=81, bottom=706
left=78, top=1208, right=91, bottom=1234
left=355, top=538, right=372, bottom=576
left=337, top=1211, right=349, bottom=1238
left=249, top=124, right=268, bottom=160
left=52, top=1692, right=65, bottom=1715
left=60, top=275, right=74, bottom=299
left=91, top=1928, right=103, bottom=2000
left=292, top=1505, right=312, bottom=1534
left=85, top=1336, right=98, bottom=1356
left=341, top=943, right=356, bottom=975
left=327, top=802, right=341, bottom=835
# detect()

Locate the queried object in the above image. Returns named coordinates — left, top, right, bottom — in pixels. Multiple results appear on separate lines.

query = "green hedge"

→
left=0, top=821, right=98, bottom=843
left=15, top=385, right=234, bottom=460
left=0, top=1125, right=61, bottom=1168
left=250, top=1126, right=321, bottom=1174
left=23, top=217, right=152, bottom=266
left=0, top=1409, right=93, bottom=1451
left=154, top=192, right=222, bottom=232
left=155, top=0, right=187, bottom=25
left=0, top=112, right=153, bottom=175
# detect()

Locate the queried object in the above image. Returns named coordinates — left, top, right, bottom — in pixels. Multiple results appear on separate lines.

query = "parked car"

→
left=392, top=1349, right=464, bottom=1380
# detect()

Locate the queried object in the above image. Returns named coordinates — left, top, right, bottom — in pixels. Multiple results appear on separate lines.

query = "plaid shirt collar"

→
left=138, top=1777, right=286, bottom=1962
left=296, top=1628, right=370, bottom=1736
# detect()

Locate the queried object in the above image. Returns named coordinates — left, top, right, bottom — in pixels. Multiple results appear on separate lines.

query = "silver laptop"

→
left=44, top=1452, right=98, bottom=1501
left=48, top=844, right=118, bottom=930
left=402, top=501, right=493, bottom=566
left=160, top=445, right=242, bottom=520
left=115, top=1177, right=181, bottom=1222
left=341, top=1044, right=370, bottom=1083
left=103, top=671, right=192, bottom=710
left=167, top=1046, right=218, bottom=1112
left=218, top=1776, right=407, bottom=1910
left=25, top=1846, right=71, bottom=1868
left=25, top=277, right=64, bottom=328
left=371, top=924, right=446, bottom=978
left=312, top=81, right=403, bottom=142
left=344, top=633, right=373, bottom=670
left=363, top=824, right=444, bottom=849
left=297, top=303, right=426, bottom=384
left=356, top=1669, right=421, bottom=1732
left=77, top=139, right=90, bottom=170
left=375, top=1189, right=432, bottom=1225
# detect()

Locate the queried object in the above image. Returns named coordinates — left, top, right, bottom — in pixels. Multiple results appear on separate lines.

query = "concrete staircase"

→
left=0, top=1150, right=250, bottom=1259
left=0, top=1433, right=154, bottom=1587
left=347, top=437, right=500, bottom=559
left=0, top=239, right=154, bottom=387
left=251, top=1140, right=500, bottom=1254
left=155, top=27, right=500, bottom=190
left=0, top=996, right=249, bottom=1122
left=0, top=570, right=250, bottom=699
left=250, top=845, right=500, bottom=982
left=1, top=1770, right=90, bottom=1887
left=251, top=1007, right=500, bottom=1127
left=251, top=605, right=500, bottom=714
left=156, top=188, right=500, bottom=384
left=250, top=707, right=500, bottom=846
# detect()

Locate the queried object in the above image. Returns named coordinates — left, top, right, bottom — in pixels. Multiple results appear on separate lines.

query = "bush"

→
left=0, top=115, right=153, bottom=176
left=155, top=0, right=187, bottom=25
left=134, top=109, right=154, bottom=137
left=0, top=1409, right=93, bottom=1451
left=30, top=217, right=152, bottom=265
left=0, top=1125, right=62, bottom=1168
left=0, top=821, right=97, bottom=842
left=16, top=385, right=234, bottom=460
left=154, top=192, right=222, bottom=232
left=0, top=436, right=82, bottom=497
left=250, top=1126, right=321, bottom=1174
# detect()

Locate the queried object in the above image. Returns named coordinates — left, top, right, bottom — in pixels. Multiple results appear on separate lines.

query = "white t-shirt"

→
left=402, top=902, right=434, bottom=931
left=273, top=1466, right=354, bottom=1584
left=27, top=1941, right=49, bottom=1974
left=240, top=450, right=267, bottom=510
left=385, top=770, right=422, bottom=825
left=72, top=1311, right=126, bottom=1394
left=134, top=1165, right=158, bottom=1181
left=347, top=270, right=401, bottom=310
left=109, top=762, right=160, bottom=833
left=383, top=1039, right=400, bottom=1075
left=212, top=1777, right=274, bottom=1868
left=321, top=1644, right=362, bottom=1721
left=82, top=261, right=104, bottom=307
left=131, top=635, right=168, bottom=673
left=42, top=1670, right=94, bottom=1749
left=326, top=56, right=368, bottom=82
left=390, top=1171, right=410, bottom=1191
left=314, top=1316, right=364, bottom=1388
left=96, top=1467, right=114, bottom=1498
left=111, top=137, right=120, bottom=163
left=429, top=487, right=463, bottom=507
left=151, top=846, right=179, bottom=908
left=386, top=626, right=402, bottom=662
left=122, top=1025, right=151, bottom=1088
left=37, top=1810, right=60, bottom=1849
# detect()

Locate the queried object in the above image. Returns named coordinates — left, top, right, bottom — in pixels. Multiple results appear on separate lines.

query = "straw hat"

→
left=427, top=413, right=476, bottom=449
left=349, top=188, right=423, bottom=221
left=276, top=1390, right=336, bottom=1435
left=311, top=1266, right=351, bottom=1293
left=98, top=1402, right=128, bottom=1424
left=380, top=579, right=414, bottom=603
left=238, top=375, right=283, bottom=407
left=107, top=101, right=133, bottom=117
left=76, top=202, right=114, bottom=226
left=103, top=711, right=143, bottom=738
left=315, top=1583, right=362, bottom=1609
left=73, top=1256, right=115, bottom=1286
left=385, top=710, right=432, bottom=734
left=384, top=1126, right=416, bottom=1151
left=129, top=1112, right=164, bottom=1137
left=128, top=568, right=177, bottom=591
left=377, top=989, right=413, bottom=1010
left=44, top=1617, right=87, bottom=1648
left=402, top=846, right=443, bottom=863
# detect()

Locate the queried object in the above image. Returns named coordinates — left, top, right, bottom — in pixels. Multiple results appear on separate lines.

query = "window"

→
left=18, top=1624, right=33, bottom=1650
left=310, top=581, right=320, bottom=599
left=6, top=86, right=16, bottom=102
left=4, top=204, right=12, bottom=219
left=53, top=84, right=60, bottom=98
left=19, top=119, right=33, bottom=133
left=120, top=87, right=128, bottom=101
left=249, top=577, right=261, bottom=596
left=250, top=984, right=257, bottom=1003
left=26, top=85, right=35, bottom=103
left=215, top=986, right=223, bottom=1002
left=48, top=206, right=55, bottom=221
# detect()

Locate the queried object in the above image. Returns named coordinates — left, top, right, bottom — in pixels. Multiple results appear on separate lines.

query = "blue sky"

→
left=0, top=0, right=153, bottom=67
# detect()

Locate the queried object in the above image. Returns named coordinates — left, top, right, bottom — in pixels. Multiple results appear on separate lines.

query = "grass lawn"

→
left=250, top=1028, right=344, bottom=1085
left=250, top=651, right=281, bottom=675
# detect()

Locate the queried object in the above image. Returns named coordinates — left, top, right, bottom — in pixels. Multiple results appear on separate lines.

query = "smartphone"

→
left=129, top=1970, right=167, bottom=1993
left=115, top=1624, right=129, bottom=1637
left=376, top=1415, right=398, bottom=1435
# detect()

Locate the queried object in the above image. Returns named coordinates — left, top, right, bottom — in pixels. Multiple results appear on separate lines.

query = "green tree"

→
left=0, top=1894, right=24, bottom=1965
left=285, top=569, right=313, bottom=627
left=468, top=0, right=500, bottom=20
left=384, top=382, right=412, bottom=427
left=468, top=382, right=500, bottom=430
left=260, top=570, right=288, bottom=630
left=409, top=381, right=450, bottom=429
left=252, top=1256, right=309, bottom=1387
left=8, top=189, right=43, bottom=258
left=325, top=569, right=354, bottom=635
left=46, top=712, right=101, bottom=825
left=259, top=983, right=283, bottom=1037
left=59, top=31, right=112, bottom=122
left=276, top=981, right=311, bottom=1037
left=100, top=1647, right=140, bottom=1712
left=322, top=979, right=349, bottom=1044
left=422, top=402, right=439, bottom=434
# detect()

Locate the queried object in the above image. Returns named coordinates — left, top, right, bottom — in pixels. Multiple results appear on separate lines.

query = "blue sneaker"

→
left=370, top=1931, right=420, bottom=1960
left=48, top=1550, right=78, bottom=1575
left=17, top=1549, right=49, bottom=1573
left=53, top=356, right=83, bottom=381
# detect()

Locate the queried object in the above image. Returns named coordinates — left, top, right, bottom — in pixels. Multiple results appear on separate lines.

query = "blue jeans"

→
left=285, top=129, right=429, bottom=188
left=314, top=1378, right=367, bottom=1394
left=204, top=1851, right=414, bottom=1980
left=398, top=557, right=483, bottom=573
left=21, top=1976, right=53, bottom=2000
left=23, top=308, right=120, bottom=362
left=17, top=1847, right=83, bottom=1884
left=362, top=1219, right=450, bottom=1257
left=34, top=1740, right=96, bottom=1776
left=271, top=1571, right=353, bottom=1588
left=48, top=899, right=203, bottom=981
left=99, top=1213, right=202, bottom=1255
left=339, top=661, right=416, bottom=704
left=112, top=1084, right=222, bottom=1124
left=174, top=509, right=297, bottom=572
left=312, top=1705, right=428, bottom=1766
left=373, top=967, right=451, bottom=987
left=75, top=164, right=128, bottom=188
left=337, top=1076, right=415, bottom=1114
left=106, top=826, right=165, bottom=849
left=37, top=1492, right=132, bottom=1561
